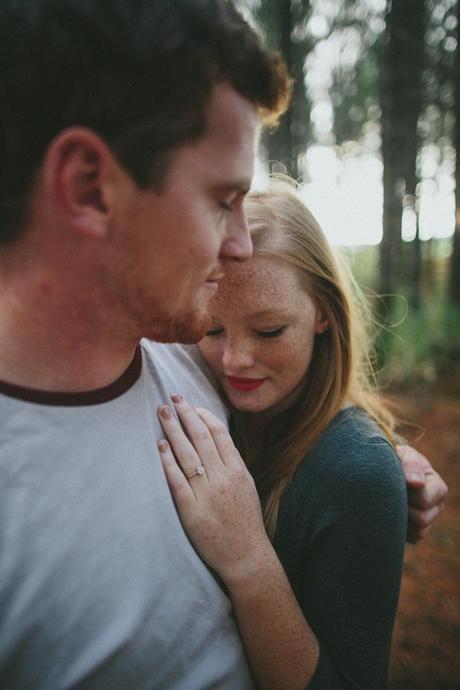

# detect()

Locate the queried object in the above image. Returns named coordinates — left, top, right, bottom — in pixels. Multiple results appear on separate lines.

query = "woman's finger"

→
left=170, top=395, right=222, bottom=475
left=158, top=440, right=197, bottom=505
left=158, top=405, right=207, bottom=481
left=194, top=406, right=243, bottom=468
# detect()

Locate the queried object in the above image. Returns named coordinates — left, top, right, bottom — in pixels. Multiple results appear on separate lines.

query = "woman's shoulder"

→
left=320, top=404, right=390, bottom=441
left=278, top=407, right=407, bottom=551
left=293, top=406, right=405, bottom=497
left=312, top=405, right=397, bottom=461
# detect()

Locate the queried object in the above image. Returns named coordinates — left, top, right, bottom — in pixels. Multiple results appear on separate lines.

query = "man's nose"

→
left=219, top=210, right=252, bottom=262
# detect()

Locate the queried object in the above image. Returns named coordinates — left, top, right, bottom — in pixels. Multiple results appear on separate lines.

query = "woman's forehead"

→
left=222, top=254, right=296, bottom=289
left=214, top=255, right=309, bottom=312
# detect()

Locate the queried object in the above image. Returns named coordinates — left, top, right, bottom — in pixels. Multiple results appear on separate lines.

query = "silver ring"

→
left=186, top=465, right=206, bottom=479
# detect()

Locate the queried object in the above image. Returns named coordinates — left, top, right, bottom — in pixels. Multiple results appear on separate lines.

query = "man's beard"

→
left=141, top=306, right=212, bottom=345
left=111, top=282, right=213, bottom=346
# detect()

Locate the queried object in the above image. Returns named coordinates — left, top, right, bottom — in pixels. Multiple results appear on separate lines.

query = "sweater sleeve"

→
left=274, top=411, right=408, bottom=690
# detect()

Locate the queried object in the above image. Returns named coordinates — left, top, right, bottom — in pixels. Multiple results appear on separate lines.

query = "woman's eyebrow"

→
left=246, top=309, right=289, bottom=320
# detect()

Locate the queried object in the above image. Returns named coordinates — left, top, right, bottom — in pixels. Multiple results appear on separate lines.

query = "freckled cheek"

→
left=259, top=341, right=297, bottom=369
left=213, top=349, right=225, bottom=371
left=263, top=340, right=313, bottom=381
left=199, top=343, right=224, bottom=372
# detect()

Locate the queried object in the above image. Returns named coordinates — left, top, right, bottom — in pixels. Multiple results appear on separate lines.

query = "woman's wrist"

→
left=220, top=540, right=284, bottom=594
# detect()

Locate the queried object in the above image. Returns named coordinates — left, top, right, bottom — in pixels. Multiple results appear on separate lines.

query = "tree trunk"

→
left=402, top=2, right=425, bottom=309
left=379, top=0, right=403, bottom=294
left=379, top=0, right=425, bottom=299
left=449, top=0, right=460, bottom=305
left=260, top=0, right=311, bottom=180
left=265, top=1, right=295, bottom=175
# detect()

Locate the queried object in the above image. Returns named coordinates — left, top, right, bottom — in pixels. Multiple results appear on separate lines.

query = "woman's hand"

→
left=158, top=394, right=320, bottom=690
left=157, top=394, right=271, bottom=585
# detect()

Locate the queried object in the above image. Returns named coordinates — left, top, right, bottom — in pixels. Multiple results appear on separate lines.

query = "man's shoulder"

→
left=142, top=340, right=202, bottom=370
left=141, top=340, right=227, bottom=421
left=141, top=340, right=214, bottom=387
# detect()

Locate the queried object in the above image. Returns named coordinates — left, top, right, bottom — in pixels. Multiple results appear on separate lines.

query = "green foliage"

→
left=343, top=245, right=380, bottom=287
left=376, top=297, right=460, bottom=393
left=344, top=244, right=460, bottom=393
left=331, top=49, right=380, bottom=145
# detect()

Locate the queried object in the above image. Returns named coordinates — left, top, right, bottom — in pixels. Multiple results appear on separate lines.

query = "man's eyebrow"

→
left=213, top=181, right=251, bottom=195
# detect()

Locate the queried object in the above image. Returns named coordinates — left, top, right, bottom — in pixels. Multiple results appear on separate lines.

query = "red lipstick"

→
left=226, top=376, right=267, bottom=392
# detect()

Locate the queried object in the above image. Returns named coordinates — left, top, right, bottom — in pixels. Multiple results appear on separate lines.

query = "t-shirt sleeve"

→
left=277, top=418, right=407, bottom=690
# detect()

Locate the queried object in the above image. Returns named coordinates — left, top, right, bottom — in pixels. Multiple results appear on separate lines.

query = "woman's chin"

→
left=225, top=390, right=273, bottom=414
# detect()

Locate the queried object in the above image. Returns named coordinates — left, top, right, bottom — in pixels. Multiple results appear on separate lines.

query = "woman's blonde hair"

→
left=231, top=178, right=396, bottom=538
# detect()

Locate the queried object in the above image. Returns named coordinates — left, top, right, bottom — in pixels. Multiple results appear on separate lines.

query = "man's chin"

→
left=150, top=310, right=211, bottom=345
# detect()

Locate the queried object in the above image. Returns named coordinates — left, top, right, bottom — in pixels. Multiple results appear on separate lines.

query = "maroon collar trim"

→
left=0, top=346, right=143, bottom=407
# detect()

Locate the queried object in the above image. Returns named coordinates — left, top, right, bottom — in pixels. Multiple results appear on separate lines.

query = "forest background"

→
left=235, top=1, right=460, bottom=688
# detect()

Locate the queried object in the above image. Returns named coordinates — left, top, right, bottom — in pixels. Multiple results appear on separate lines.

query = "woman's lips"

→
left=226, top=376, right=267, bottom=392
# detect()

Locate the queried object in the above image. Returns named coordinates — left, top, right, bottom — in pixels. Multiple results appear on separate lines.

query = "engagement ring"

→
left=186, top=465, right=206, bottom=479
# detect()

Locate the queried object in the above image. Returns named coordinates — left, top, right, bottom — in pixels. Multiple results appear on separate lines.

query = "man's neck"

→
left=0, top=281, right=138, bottom=393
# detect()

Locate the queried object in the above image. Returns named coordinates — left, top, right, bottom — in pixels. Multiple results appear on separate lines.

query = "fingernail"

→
left=160, top=406, right=172, bottom=419
left=409, top=472, right=424, bottom=482
left=171, top=394, right=183, bottom=404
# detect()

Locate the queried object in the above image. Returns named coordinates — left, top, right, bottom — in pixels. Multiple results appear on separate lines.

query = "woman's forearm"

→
left=223, top=545, right=319, bottom=690
left=157, top=398, right=319, bottom=689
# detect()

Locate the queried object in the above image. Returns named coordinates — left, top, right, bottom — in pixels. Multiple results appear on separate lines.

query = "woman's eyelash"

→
left=256, top=327, right=286, bottom=339
left=205, top=326, right=287, bottom=338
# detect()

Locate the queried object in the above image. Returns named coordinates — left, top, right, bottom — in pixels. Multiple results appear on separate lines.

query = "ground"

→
left=389, top=396, right=460, bottom=690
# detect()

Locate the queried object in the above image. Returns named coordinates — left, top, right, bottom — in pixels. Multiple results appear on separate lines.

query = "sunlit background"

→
left=244, top=0, right=457, bottom=248
left=238, top=3, right=460, bottom=690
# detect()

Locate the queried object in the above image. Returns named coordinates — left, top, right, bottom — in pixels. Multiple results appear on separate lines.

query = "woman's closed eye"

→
left=205, top=326, right=287, bottom=338
left=256, top=326, right=287, bottom=339
left=205, top=327, right=224, bottom=337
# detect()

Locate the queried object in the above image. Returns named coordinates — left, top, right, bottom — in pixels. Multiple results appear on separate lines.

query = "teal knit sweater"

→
left=274, top=407, right=407, bottom=689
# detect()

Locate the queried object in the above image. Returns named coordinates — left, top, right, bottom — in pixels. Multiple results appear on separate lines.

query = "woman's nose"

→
left=222, top=342, right=254, bottom=371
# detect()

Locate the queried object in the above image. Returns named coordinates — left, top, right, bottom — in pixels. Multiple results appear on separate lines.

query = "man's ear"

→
left=44, top=127, right=117, bottom=239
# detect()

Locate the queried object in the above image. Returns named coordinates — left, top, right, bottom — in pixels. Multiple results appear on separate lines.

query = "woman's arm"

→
left=158, top=397, right=407, bottom=689
left=276, top=412, right=407, bottom=689
left=158, top=396, right=319, bottom=690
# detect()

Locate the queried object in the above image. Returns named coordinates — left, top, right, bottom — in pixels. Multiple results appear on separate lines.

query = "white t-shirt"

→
left=0, top=340, right=253, bottom=690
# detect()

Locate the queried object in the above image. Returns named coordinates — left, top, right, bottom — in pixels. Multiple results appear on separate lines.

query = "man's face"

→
left=112, top=82, right=260, bottom=344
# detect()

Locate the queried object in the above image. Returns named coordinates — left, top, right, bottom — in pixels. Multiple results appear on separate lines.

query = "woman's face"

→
left=198, top=254, right=328, bottom=415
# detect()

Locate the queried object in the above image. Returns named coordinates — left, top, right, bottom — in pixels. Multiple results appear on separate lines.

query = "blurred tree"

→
left=254, top=0, right=312, bottom=179
left=421, top=0, right=457, bottom=304
left=449, top=0, right=460, bottom=304
left=379, top=0, right=425, bottom=301
left=328, top=1, right=382, bottom=146
left=239, top=0, right=458, bottom=307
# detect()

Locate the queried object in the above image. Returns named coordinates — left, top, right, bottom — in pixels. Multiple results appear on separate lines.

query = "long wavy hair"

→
left=231, top=179, right=396, bottom=538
